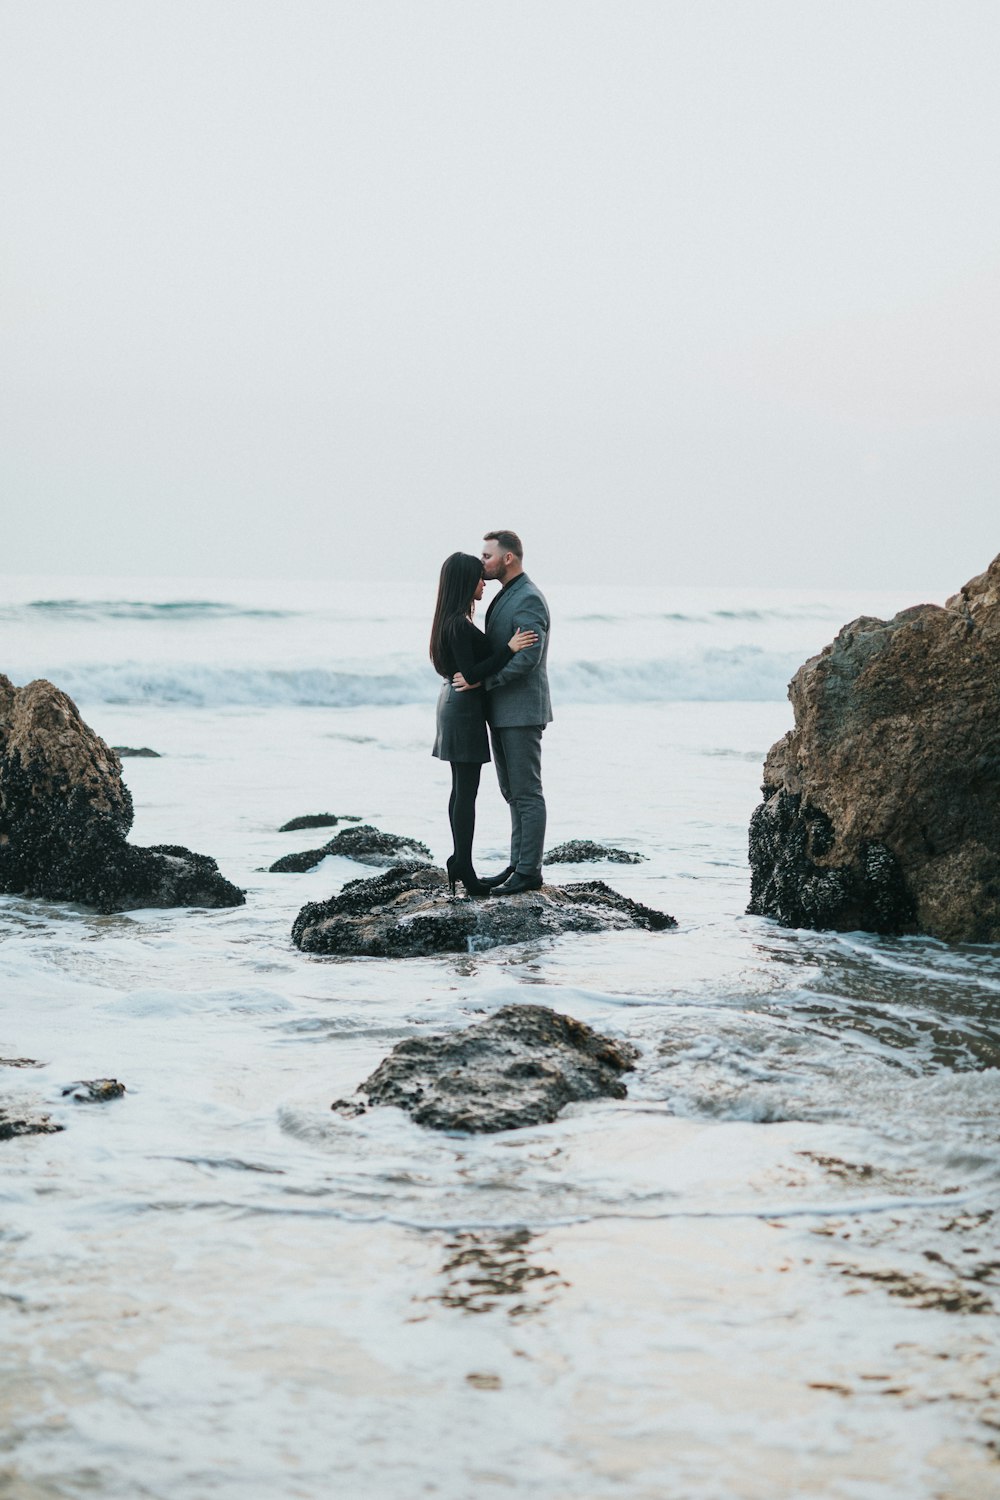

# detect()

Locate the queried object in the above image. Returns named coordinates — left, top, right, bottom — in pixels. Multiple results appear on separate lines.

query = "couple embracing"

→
left=429, top=530, right=551, bottom=898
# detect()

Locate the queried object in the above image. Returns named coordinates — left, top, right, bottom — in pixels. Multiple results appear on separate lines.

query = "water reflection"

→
left=748, top=925, right=1000, bottom=1072
left=426, top=1229, right=567, bottom=1319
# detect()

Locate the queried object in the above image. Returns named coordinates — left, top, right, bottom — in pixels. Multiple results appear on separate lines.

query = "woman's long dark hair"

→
left=430, top=552, right=483, bottom=676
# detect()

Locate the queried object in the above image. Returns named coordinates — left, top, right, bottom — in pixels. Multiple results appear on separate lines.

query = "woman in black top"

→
left=430, top=552, right=537, bottom=896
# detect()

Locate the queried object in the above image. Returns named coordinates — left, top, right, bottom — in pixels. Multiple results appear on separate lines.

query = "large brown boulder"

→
left=747, top=555, right=1000, bottom=942
left=0, top=675, right=244, bottom=913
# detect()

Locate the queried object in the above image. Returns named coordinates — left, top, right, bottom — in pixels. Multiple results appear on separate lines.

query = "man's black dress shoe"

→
left=495, top=871, right=544, bottom=895
left=479, top=865, right=515, bottom=889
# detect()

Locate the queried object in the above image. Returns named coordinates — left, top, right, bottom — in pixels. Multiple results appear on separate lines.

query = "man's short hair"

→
left=484, top=529, right=523, bottom=560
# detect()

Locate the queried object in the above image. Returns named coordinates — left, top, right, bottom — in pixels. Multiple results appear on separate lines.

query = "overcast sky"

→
left=2, top=1, right=998, bottom=591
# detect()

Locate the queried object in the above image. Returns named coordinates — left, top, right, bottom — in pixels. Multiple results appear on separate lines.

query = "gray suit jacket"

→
left=482, top=573, right=553, bottom=728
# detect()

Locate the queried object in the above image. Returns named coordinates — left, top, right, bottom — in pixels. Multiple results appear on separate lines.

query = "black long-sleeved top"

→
left=438, top=617, right=512, bottom=684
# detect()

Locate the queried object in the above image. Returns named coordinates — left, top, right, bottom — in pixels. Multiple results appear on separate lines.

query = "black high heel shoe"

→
left=445, top=856, right=490, bottom=899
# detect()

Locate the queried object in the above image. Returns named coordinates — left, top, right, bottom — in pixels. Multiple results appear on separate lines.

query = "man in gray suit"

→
left=454, top=529, right=551, bottom=894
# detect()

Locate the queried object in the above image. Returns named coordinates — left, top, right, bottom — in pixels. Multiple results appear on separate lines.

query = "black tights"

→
left=448, top=761, right=482, bottom=873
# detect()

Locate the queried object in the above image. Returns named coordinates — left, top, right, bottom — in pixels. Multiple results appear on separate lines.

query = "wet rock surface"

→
left=748, top=553, right=1000, bottom=941
left=0, top=1056, right=60, bottom=1140
left=271, top=824, right=432, bottom=874
left=61, top=1079, right=127, bottom=1102
left=112, top=746, right=161, bottom=758
left=0, top=675, right=245, bottom=914
left=333, top=1003, right=639, bottom=1132
left=544, top=840, right=646, bottom=865
left=292, top=864, right=675, bottom=957
left=0, top=1106, right=63, bottom=1140
left=277, top=812, right=363, bottom=833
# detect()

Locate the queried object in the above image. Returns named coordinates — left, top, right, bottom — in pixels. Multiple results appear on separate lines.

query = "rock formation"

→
left=270, top=824, right=432, bottom=873
left=748, top=554, right=1000, bottom=942
left=333, top=1003, right=639, bottom=1132
left=279, top=813, right=339, bottom=833
left=292, top=864, right=675, bottom=957
left=0, top=1105, right=63, bottom=1141
left=0, top=676, right=244, bottom=914
left=0, top=1055, right=62, bottom=1140
left=61, top=1079, right=127, bottom=1102
left=278, top=812, right=362, bottom=833
left=544, top=840, right=646, bottom=865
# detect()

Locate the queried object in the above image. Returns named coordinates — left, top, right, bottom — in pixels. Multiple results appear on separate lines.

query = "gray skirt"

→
left=431, top=680, right=491, bottom=763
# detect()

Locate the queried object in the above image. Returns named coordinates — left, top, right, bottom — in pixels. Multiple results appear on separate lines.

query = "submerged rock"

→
left=277, top=812, right=362, bottom=833
left=292, top=864, right=675, bottom=957
left=113, top=746, right=161, bottom=758
left=0, top=676, right=245, bottom=914
left=0, top=1105, right=63, bottom=1141
left=333, top=1003, right=639, bottom=1132
left=269, top=847, right=331, bottom=874
left=61, top=1078, right=126, bottom=1102
left=544, top=840, right=646, bottom=865
left=271, top=823, right=432, bottom=874
left=747, top=553, right=1000, bottom=941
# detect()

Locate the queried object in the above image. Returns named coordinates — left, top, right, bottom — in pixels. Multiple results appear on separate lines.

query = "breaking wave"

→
left=569, top=605, right=845, bottom=625
left=0, top=598, right=296, bottom=622
left=36, top=648, right=800, bottom=708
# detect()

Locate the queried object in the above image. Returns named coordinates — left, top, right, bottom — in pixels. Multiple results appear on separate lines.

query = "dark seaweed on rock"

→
left=558, top=880, right=676, bottom=930
left=291, top=864, right=464, bottom=953
left=303, top=861, right=433, bottom=918
left=292, top=866, right=676, bottom=957
left=544, top=840, right=646, bottom=865
left=270, top=824, right=432, bottom=874
left=333, top=1003, right=640, bottom=1132
left=0, top=675, right=245, bottom=914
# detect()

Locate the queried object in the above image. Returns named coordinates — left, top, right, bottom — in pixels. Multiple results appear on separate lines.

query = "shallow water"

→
left=1, top=580, right=998, bottom=1498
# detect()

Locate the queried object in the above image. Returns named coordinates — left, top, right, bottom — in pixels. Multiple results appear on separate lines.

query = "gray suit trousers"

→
left=490, top=725, right=546, bottom=875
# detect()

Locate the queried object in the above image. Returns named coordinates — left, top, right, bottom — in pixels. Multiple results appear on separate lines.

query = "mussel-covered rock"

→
left=270, top=824, right=432, bottom=874
left=544, top=840, right=646, bottom=864
left=278, top=812, right=362, bottom=833
left=292, top=864, right=675, bottom=957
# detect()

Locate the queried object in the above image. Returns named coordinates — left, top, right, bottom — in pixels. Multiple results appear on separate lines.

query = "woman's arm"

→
left=452, top=623, right=539, bottom=691
left=448, top=619, right=513, bottom=687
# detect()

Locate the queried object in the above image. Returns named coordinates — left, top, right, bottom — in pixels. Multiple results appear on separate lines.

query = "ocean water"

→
left=1, top=576, right=998, bottom=1500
